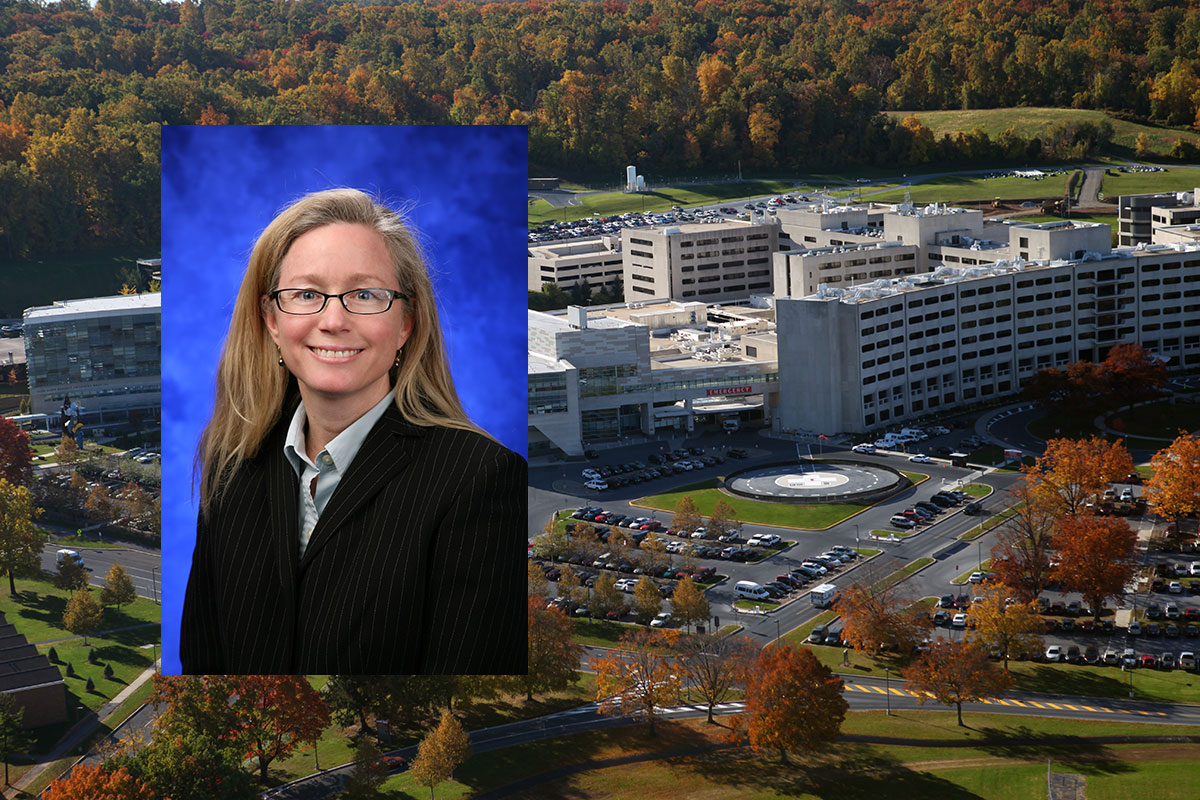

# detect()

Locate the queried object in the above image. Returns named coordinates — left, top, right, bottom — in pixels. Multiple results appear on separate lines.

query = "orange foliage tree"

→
left=744, top=644, right=847, bottom=764
left=151, top=675, right=330, bottom=784
left=966, top=581, right=1043, bottom=670
left=675, top=633, right=758, bottom=724
left=1146, top=433, right=1200, bottom=526
left=1052, top=515, right=1138, bottom=620
left=838, top=577, right=931, bottom=655
left=506, top=597, right=581, bottom=701
left=0, top=419, right=31, bottom=487
left=593, top=628, right=681, bottom=735
left=904, top=640, right=1012, bottom=727
left=43, top=765, right=156, bottom=800
left=1022, top=436, right=1133, bottom=517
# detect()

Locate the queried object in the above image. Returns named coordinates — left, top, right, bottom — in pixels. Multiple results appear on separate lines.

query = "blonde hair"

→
left=196, top=188, right=481, bottom=514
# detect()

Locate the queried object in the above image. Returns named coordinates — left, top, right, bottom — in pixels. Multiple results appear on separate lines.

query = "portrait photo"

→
left=159, top=125, right=529, bottom=675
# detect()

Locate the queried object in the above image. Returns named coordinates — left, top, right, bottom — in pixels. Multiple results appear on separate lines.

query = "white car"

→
left=1192, top=562, right=1200, bottom=577
left=758, top=533, right=781, bottom=547
left=650, top=611, right=672, bottom=628
left=584, top=480, right=608, bottom=491
left=852, top=443, right=876, bottom=454
left=746, top=536, right=764, bottom=547
left=909, top=454, right=932, bottom=464
left=690, top=527, right=709, bottom=539
left=582, top=468, right=601, bottom=480
left=1045, top=645, right=1063, bottom=662
left=951, top=613, right=968, bottom=628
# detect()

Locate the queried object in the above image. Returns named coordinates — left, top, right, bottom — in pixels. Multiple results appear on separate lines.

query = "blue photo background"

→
left=160, top=125, right=528, bottom=673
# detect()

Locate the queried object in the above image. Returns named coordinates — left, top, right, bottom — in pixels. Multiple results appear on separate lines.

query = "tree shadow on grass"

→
left=973, top=725, right=1134, bottom=776
left=1012, top=665, right=1134, bottom=700
left=691, top=742, right=987, bottom=800
left=91, top=642, right=150, bottom=670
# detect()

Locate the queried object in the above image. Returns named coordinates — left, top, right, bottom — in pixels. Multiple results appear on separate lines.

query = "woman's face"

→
left=263, top=222, right=413, bottom=415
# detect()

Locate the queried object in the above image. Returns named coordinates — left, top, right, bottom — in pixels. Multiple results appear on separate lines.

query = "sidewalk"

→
left=5, top=660, right=160, bottom=798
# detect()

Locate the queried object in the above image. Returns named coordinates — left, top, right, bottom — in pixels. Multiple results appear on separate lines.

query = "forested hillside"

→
left=3, top=0, right=1199, bottom=257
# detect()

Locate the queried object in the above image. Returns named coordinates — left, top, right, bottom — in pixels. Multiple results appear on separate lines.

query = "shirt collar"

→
left=283, top=390, right=396, bottom=475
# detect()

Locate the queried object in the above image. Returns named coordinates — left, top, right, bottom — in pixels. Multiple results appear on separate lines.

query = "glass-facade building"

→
left=23, top=293, right=161, bottom=419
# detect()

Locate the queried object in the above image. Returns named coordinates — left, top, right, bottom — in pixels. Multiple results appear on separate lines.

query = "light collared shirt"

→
left=283, top=390, right=395, bottom=558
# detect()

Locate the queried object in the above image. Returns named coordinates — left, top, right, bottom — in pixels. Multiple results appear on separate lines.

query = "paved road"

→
left=40, top=531, right=162, bottom=602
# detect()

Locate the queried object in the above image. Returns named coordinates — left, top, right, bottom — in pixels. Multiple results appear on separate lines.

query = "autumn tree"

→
left=85, top=483, right=115, bottom=523
left=631, top=576, right=662, bottom=624
left=594, top=628, right=682, bottom=734
left=1022, top=436, right=1133, bottom=517
left=905, top=640, right=1012, bottom=726
left=0, top=479, right=43, bottom=595
left=43, top=765, right=156, bottom=800
left=0, top=693, right=33, bottom=786
left=505, top=597, right=581, bottom=702
left=151, top=674, right=330, bottom=785
left=967, top=582, right=1043, bottom=670
left=1146, top=433, right=1200, bottom=525
left=676, top=633, right=758, bottom=724
left=54, top=435, right=81, bottom=465
left=101, top=563, right=137, bottom=609
left=590, top=572, right=624, bottom=620
left=1103, top=343, right=1166, bottom=410
left=989, top=481, right=1058, bottom=600
left=533, top=518, right=569, bottom=561
left=555, top=564, right=585, bottom=609
left=1052, top=515, right=1137, bottom=621
left=744, top=644, right=848, bottom=765
left=838, top=573, right=931, bottom=655
left=0, top=419, right=31, bottom=487
left=671, top=574, right=710, bottom=633
left=527, top=560, right=548, bottom=597
left=409, top=710, right=471, bottom=800
left=708, top=499, right=739, bottom=539
left=639, top=530, right=670, bottom=570
left=63, top=587, right=103, bottom=644
left=672, top=494, right=701, bottom=534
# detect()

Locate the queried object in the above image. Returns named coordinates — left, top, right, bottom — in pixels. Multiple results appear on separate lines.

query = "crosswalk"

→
left=842, top=682, right=1168, bottom=717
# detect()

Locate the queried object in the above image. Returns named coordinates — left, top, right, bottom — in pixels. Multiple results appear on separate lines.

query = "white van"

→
left=734, top=580, right=769, bottom=601
left=56, top=549, right=84, bottom=568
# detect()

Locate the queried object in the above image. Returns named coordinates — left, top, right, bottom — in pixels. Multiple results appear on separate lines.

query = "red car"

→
left=1140, top=654, right=1157, bottom=669
left=378, top=755, right=407, bottom=772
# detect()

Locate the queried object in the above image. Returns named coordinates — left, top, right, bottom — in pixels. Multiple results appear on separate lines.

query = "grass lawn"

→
left=571, top=618, right=646, bottom=648
left=1099, top=166, right=1200, bottom=197
left=273, top=676, right=601, bottom=786
left=635, top=480, right=869, bottom=531
left=961, top=483, right=993, bottom=498
left=855, top=547, right=883, bottom=557
left=871, top=174, right=1069, bottom=204
left=40, top=632, right=157, bottom=714
left=1108, top=400, right=1199, bottom=439
left=870, top=528, right=917, bottom=538
left=375, top=711, right=1200, bottom=800
left=733, top=598, right=779, bottom=611
left=41, top=532, right=128, bottom=550
left=0, top=574, right=161, bottom=646
left=528, top=181, right=800, bottom=226
left=885, top=107, right=1200, bottom=159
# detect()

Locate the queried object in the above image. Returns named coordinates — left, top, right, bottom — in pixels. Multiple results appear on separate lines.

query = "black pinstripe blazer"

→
left=180, top=403, right=527, bottom=675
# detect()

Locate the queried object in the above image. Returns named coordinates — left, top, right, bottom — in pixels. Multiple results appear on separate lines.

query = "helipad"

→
left=724, top=460, right=905, bottom=504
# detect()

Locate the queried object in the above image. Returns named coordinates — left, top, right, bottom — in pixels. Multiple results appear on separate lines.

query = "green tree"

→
left=63, top=587, right=103, bottom=645
left=110, top=727, right=255, bottom=800
left=343, top=736, right=386, bottom=799
left=54, top=558, right=90, bottom=591
left=409, top=710, right=471, bottom=800
left=0, top=693, right=33, bottom=786
left=527, top=560, right=549, bottom=597
left=0, top=479, right=43, bottom=595
left=101, top=563, right=137, bottom=609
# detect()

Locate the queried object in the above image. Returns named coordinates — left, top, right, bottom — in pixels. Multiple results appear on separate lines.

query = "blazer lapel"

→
left=267, top=433, right=302, bottom=601
left=298, top=406, right=423, bottom=570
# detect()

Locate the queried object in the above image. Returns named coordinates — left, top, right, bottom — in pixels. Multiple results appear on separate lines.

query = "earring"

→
left=277, top=347, right=284, bottom=367
left=393, top=348, right=402, bottom=368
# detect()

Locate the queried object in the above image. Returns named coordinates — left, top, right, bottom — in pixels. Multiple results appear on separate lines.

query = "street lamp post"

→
left=885, top=667, right=892, bottom=716
left=775, top=618, right=781, bottom=644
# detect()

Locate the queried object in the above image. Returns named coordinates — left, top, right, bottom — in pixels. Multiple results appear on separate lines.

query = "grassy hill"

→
left=885, top=107, right=1200, bottom=160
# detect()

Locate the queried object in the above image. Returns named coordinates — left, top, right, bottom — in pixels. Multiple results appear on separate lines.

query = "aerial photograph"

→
left=2, top=0, right=1200, bottom=798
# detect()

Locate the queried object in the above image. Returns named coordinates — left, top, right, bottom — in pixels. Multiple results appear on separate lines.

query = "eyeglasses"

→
left=267, top=288, right=408, bottom=315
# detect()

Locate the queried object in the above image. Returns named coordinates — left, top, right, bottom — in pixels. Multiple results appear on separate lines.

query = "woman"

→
left=180, top=188, right=527, bottom=675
